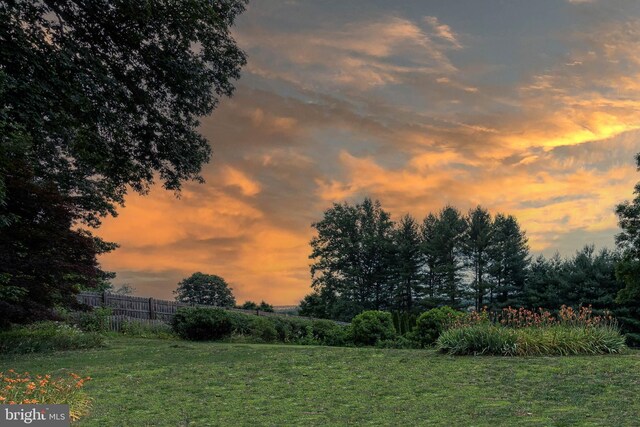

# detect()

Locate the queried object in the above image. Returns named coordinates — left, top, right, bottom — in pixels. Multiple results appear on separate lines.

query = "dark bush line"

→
left=172, top=307, right=350, bottom=346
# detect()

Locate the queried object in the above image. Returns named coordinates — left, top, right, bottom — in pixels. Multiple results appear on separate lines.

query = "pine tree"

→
left=463, top=206, right=493, bottom=310
left=432, top=206, right=468, bottom=307
left=420, top=213, right=440, bottom=307
left=392, top=214, right=423, bottom=312
left=487, top=214, right=529, bottom=308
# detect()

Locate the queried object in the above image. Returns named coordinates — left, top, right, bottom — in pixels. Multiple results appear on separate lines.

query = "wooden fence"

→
left=76, top=292, right=348, bottom=326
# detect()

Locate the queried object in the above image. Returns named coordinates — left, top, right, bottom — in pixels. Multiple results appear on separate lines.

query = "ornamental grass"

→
left=438, top=305, right=626, bottom=356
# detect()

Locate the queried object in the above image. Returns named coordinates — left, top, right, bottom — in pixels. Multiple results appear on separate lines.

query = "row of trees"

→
left=303, top=199, right=528, bottom=319
left=300, top=198, right=640, bottom=344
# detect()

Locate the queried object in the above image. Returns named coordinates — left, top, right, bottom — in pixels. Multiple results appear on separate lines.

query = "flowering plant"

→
left=0, top=370, right=92, bottom=421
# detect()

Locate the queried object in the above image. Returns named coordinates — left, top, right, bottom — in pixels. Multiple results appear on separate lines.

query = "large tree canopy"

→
left=0, top=0, right=247, bottom=224
left=0, top=0, right=247, bottom=325
left=174, top=272, right=236, bottom=307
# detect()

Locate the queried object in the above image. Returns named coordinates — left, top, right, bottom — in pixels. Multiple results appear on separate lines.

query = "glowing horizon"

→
left=98, top=0, right=640, bottom=304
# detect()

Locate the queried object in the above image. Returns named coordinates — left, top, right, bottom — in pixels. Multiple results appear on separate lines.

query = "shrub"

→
left=311, top=320, right=348, bottom=346
left=0, top=370, right=92, bottom=421
left=171, top=307, right=232, bottom=341
left=437, top=323, right=626, bottom=356
left=74, top=307, right=112, bottom=333
left=0, top=322, right=104, bottom=354
left=271, top=317, right=312, bottom=344
left=249, top=317, right=278, bottom=343
left=227, top=311, right=255, bottom=335
left=413, top=306, right=463, bottom=347
left=351, top=311, right=396, bottom=346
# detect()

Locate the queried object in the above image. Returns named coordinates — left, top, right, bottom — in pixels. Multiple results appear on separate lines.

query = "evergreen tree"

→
left=488, top=214, right=529, bottom=308
left=613, top=152, right=640, bottom=344
left=391, top=214, right=423, bottom=312
left=463, top=206, right=493, bottom=310
left=432, top=206, right=467, bottom=307
left=420, top=213, right=441, bottom=307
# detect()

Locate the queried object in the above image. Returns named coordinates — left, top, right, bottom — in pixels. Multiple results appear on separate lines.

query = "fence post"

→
left=149, top=297, right=155, bottom=320
left=102, top=291, right=108, bottom=307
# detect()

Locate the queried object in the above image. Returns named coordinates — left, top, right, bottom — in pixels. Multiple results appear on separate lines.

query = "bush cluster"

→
left=172, top=307, right=350, bottom=346
left=171, top=305, right=627, bottom=356
left=0, top=322, right=104, bottom=354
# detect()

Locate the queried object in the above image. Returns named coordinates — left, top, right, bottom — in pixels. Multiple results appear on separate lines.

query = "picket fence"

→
left=76, top=292, right=347, bottom=331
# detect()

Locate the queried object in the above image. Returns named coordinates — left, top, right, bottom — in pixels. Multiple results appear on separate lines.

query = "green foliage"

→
left=0, top=322, right=104, bottom=354
left=241, top=300, right=275, bottom=312
left=427, top=206, right=468, bottom=307
left=437, top=324, right=517, bottom=355
left=1, top=0, right=247, bottom=225
left=119, top=320, right=174, bottom=339
left=310, top=198, right=395, bottom=313
left=487, top=214, right=529, bottom=308
left=174, top=272, right=236, bottom=307
left=249, top=317, right=278, bottom=343
left=414, top=306, right=463, bottom=347
left=437, top=324, right=626, bottom=356
left=240, top=301, right=259, bottom=310
left=310, top=320, right=349, bottom=346
left=74, top=307, right=113, bottom=333
left=0, top=0, right=246, bottom=328
left=351, top=311, right=396, bottom=346
left=391, top=311, right=417, bottom=336
left=391, top=214, right=423, bottom=312
left=0, top=153, right=116, bottom=326
left=175, top=308, right=348, bottom=346
left=463, top=206, right=493, bottom=310
left=613, top=153, right=640, bottom=345
left=259, top=301, right=275, bottom=312
left=171, top=307, right=233, bottom=341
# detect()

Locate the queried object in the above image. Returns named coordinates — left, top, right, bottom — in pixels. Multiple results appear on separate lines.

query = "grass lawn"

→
left=1, top=337, right=639, bottom=426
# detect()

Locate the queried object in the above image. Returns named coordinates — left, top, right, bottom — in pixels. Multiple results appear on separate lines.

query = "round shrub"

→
left=414, top=306, right=463, bottom=347
left=351, top=310, right=396, bottom=346
left=172, top=307, right=232, bottom=341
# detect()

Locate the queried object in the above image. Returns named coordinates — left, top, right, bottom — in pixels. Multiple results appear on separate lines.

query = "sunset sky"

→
left=98, top=0, right=640, bottom=304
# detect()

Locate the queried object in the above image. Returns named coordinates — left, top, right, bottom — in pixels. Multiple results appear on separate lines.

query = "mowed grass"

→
left=1, top=338, right=639, bottom=426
